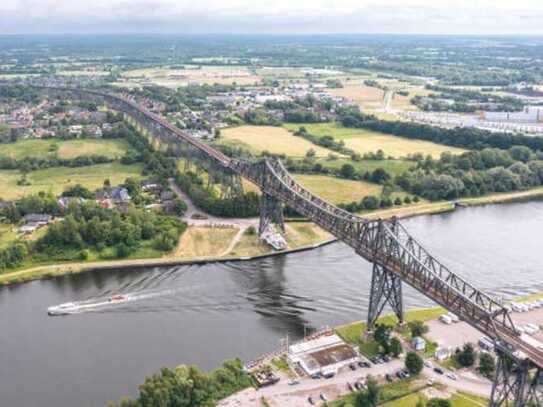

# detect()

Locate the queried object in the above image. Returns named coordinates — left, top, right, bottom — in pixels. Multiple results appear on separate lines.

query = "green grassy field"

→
left=450, top=392, right=489, bottom=407
left=0, top=138, right=131, bottom=160
left=0, top=162, right=143, bottom=200
left=381, top=392, right=424, bottom=407
left=332, top=379, right=420, bottom=406
left=284, top=122, right=466, bottom=159
left=292, top=174, right=382, bottom=204
left=335, top=307, right=446, bottom=345
left=0, top=224, right=17, bottom=249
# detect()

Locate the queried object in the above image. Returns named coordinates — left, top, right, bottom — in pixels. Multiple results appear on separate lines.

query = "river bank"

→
left=2, top=186, right=543, bottom=286
left=3, top=200, right=543, bottom=407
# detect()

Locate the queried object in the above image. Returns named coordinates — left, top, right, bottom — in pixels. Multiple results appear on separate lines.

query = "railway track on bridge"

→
left=34, top=85, right=543, bottom=405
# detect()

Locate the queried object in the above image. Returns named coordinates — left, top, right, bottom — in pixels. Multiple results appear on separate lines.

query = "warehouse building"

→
left=288, top=333, right=359, bottom=376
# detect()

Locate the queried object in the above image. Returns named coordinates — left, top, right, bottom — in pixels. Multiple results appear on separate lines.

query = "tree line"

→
left=108, top=359, right=252, bottom=407
left=396, top=147, right=543, bottom=200
left=0, top=154, right=114, bottom=172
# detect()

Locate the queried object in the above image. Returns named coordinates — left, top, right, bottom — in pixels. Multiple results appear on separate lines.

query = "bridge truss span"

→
left=32, top=86, right=543, bottom=405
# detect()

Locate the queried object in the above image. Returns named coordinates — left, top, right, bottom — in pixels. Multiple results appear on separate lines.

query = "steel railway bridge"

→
left=39, top=86, right=543, bottom=406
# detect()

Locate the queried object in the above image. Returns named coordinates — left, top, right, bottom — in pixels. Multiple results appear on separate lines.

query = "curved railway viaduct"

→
left=39, top=86, right=542, bottom=406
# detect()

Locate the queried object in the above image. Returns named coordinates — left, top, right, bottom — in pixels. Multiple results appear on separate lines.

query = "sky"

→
left=1, top=0, right=543, bottom=35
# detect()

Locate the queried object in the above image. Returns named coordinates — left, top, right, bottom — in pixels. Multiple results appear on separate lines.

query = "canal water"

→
left=2, top=201, right=543, bottom=407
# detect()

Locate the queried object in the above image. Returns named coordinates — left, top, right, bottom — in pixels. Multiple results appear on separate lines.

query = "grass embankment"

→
left=459, top=186, right=543, bottom=206
left=0, top=221, right=332, bottom=285
left=0, top=138, right=131, bottom=160
left=219, top=125, right=340, bottom=157
left=0, top=162, right=143, bottom=200
left=283, top=122, right=466, bottom=159
left=175, top=226, right=240, bottom=258
left=228, top=221, right=332, bottom=258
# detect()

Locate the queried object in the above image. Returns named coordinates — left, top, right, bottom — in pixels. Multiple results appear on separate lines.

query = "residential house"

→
left=412, top=337, right=426, bottom=351
left=95, top=187, right=131, bottom=212
left=23, top=214, right=52, bottom=225
left=141, top=180, right=161, bottom=193
left=57, top=197, right=85, bottom=211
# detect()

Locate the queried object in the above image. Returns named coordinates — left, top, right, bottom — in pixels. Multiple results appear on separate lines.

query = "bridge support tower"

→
left=490, top=351, right=543, bottom=406
left=259, top=193, right=285, bottom=236
left=367, top=262, right=404, bottom=331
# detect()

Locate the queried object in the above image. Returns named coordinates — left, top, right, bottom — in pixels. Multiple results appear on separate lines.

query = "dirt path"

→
left=220, top=226, right=247, bottom=257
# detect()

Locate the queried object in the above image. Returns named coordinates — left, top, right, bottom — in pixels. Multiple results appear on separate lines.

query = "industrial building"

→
left=288, top=333, right=359, bottom=376
left=482, top=106, right=543, bottom=123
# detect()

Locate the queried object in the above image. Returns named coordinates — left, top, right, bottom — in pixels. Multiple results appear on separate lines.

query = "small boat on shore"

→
left=47, top=295, right=129, bottom=316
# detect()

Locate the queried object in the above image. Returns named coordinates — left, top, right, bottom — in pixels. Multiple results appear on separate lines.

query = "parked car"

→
left=434, top=367, right=444, bottom=375
left=308, top=396, right=315, bottom=405
left=427, top=378, right=435, bottom=385
left=386, top=374, right=393, bottom=382
left=288, top=379, right=300, bottom=385
left=424, top=360, right=432, bottom=368
left=360, top=361, right=371, bottom=368
left=354, top=381, right=364, bottom=390
left=311, top=373, right=321, bottom=379
left=347, top=382, right=354, bottom=391
left=320, top=393, right=328, bottom=402
left=349, top=363, right=357, bottom=371
left=446, top=372, right=458, bottom=381
left=383, top=355, right=391, bottom=363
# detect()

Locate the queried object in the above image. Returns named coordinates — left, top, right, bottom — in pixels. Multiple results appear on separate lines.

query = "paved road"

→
left=219, top=359, right=492, bottom=407
left=168, top=178, right=258, bottom=229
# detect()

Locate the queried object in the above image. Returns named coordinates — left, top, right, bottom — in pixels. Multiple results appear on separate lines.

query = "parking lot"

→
left=426, top=301, right=543, bottom=351
left=220, top=302, right=543, bottom=406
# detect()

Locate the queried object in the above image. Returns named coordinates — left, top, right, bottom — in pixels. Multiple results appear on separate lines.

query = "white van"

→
left=440, top=315, right=452, bottom=325
left=511, top=303, right=523, bottom=313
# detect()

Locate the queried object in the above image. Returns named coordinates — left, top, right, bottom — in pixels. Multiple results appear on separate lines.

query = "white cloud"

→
left=1, top=0, right=543, bottom=34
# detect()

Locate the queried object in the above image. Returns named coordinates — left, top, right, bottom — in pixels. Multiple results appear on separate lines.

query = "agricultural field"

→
left=120, top=65, right=261, bottom=88
left=0, top=162, right=143, bottom=200
left=284, top=122, right=466, bottom=159
left=219, top=125, right=340, bottom=157
left=326, top=82, right=385, bottom=110
left=0, top=138, right=132, bottom=160
left=293, top=174, right=383, bottom=204
left=390, top=86, right=433, bottom=111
